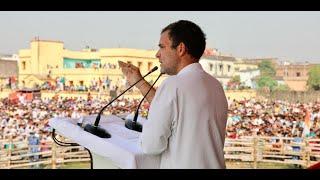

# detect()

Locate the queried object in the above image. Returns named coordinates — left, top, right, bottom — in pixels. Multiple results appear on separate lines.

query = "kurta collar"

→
left=177, top=63, right=202, bottom=76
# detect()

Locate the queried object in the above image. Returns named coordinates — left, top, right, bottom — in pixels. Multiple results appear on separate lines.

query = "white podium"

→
left=48, top=114, right=160, bottom=169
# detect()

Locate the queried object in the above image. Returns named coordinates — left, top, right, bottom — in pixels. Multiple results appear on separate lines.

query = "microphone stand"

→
left=125, top=73, right=162, bottom=132
left=84, top=66, right=158, bottom=138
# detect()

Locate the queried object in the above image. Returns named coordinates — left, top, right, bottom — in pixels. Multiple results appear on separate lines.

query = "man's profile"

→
left=119, top=20, right=228, bottom=169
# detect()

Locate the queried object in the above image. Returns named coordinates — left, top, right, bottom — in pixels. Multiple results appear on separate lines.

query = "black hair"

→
left=162, top=20, right=206, bottom=60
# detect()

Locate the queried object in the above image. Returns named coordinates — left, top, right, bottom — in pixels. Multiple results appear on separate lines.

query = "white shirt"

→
left=140, top=63, right=228, bottom=169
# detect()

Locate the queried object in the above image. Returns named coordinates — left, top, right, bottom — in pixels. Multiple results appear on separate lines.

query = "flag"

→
left=302, top=109, right=311, bottom=137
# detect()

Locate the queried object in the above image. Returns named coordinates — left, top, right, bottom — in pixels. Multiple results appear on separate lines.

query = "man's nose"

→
left=155, top=51, right=160, bottom=58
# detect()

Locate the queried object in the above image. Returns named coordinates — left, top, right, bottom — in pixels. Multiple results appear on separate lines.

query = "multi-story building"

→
left=0, top=54, right=18, bottom=89
left=234, top=58, right=260, bottom=72
left=241, top=57, right=278, bottom=67
left=200, top=55, right=236, bottom=88
left=18, top=39, right=165, bottom=90
left=276, top=62, right=316, bottom=91
left=200, top=54, right=261, bottom=89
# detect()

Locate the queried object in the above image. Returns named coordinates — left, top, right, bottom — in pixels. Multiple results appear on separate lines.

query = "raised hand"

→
left=118, top=61, right=143, bottom=86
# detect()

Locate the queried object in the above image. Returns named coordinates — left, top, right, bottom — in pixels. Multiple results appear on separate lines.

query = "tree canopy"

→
left=258, top=60, right=276, bottom=77
left=307, top=65, right=320, bottom=90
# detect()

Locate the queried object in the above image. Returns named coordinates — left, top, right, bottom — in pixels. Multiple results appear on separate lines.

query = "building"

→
left=241, top=57, right=278, bottom=67
left=238, top=69, right=260, bottom=89
left=18, top=39, right=165, bottom=91
left=0, top=54, right=18, bottom=89
left=200, top=54, right=262, bottom=89
left=275, top=62, right=315, bottom=91
left=0, top=53, right=19, bottom=61
left=200, top=55, right=236, bottom=88
left=234, top=58, right=260, bottom=72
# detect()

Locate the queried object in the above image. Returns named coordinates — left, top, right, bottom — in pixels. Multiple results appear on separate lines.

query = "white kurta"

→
left=140, top=63, right=228, bottom=169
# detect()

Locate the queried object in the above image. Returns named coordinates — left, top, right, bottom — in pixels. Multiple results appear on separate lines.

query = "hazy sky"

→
left=1, top=11, right=320, bottom=63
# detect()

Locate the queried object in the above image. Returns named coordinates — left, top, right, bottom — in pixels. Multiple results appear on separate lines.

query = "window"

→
left=22, top=61, right=26, bottom=70
left=296, top=72, right=301, bottom=77
left=209, top=63, right=213, bottom=71
left=138, top=61, right=142, bottom=69
left=228, top=65, right=231, bottom=72
left=219, top=64, right=223, bottom=72
left=148, top=62, right=153, bottom=71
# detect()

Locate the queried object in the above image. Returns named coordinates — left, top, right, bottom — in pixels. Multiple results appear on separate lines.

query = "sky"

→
left=1, top=11, right=320, bottom=63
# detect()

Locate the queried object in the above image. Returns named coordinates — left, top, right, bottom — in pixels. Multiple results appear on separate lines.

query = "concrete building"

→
left=275, top=62, right=315, bottom=91
left=18, top=39, right=165, bottom=90
left=200, top=55, right=261, bottom=89
left=238, top=69, right=260, bottom=89
left=0, top=58, right=18, bottom=89
left=200, top=55, right=236, bottom=88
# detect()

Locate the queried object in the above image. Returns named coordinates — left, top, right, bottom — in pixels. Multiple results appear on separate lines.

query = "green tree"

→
left=258, top=60, right=276, bottom=77
left=274, top=84, right=290, bottom=91
left=230, top=75, right=240, bottom=84
left=307, top=65, right=320, bottom=90
left=257, top=76, right=278, bottom=91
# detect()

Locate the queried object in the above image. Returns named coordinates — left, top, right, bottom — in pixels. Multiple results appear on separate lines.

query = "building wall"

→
left=276, top=64, right=315, bottom=91
left=234, top=62, right=258, bottom=73
left=285, top=80, right=307, bottom=91
left=200, top=56, right=262, bottom=88
left=0, top=59, right=18, bottom=88
left=238, top=69, right=260, bottom=88
left=276, top=64, right=312, bottom=78
left=200, top=57, right=235, bottom=76
left=0, top=60, right=18, bottom=77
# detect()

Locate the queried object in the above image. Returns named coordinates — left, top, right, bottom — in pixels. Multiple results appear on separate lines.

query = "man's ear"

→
left=177, top=42, right=187, bottom=57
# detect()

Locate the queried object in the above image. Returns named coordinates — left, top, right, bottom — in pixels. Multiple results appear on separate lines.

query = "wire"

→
left=52, top=128, right=93, bottom=169
left=52, top=129, right=78, bottom=146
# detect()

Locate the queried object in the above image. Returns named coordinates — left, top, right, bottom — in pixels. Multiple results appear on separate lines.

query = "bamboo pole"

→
left=51, top=142, right=57, bottom=169
left=305, top=139, right=310, bottom=168
left=7, top=136, right=13, bottom=169
left=253, top=136, right=257, bottom=169
left=280, top=138, right=284, bottom=155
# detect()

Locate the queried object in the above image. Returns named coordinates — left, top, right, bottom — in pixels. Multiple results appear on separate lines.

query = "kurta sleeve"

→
left=140, top=78, right=177, bottom=155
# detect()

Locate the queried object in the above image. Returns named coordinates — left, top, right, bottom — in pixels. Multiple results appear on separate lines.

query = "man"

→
left=119, top=20, right=228, bottom=168
left=28, top=131, right=40, bottom=168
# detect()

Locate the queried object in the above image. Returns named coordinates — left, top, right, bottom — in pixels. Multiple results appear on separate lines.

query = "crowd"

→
left=39, top=75, right=135, bottom=95
left=226, top=98, right=320, bottom=139
left=0, top=95, right=150, bottom=143
left=1, top=93, right=320, bottom=150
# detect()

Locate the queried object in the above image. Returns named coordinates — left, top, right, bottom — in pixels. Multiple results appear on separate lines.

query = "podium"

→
left=48, top=114, right=160, bottom=169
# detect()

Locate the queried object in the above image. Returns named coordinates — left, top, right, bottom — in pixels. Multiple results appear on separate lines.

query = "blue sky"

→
left=1, top=11, right=320, bottom=63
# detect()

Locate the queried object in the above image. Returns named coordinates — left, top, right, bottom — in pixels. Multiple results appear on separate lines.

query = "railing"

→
left=224, top=136, right=320, bottom=168
left=0, top=137, right=90, bottom=169
left=0, top=136, right=319, bottom=169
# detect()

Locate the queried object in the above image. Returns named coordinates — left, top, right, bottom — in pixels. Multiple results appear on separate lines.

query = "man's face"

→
left=155, top=31, right=179, bottom=75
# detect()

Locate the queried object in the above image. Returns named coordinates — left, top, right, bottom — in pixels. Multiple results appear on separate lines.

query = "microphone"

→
left=125, top=73, right=162, bottom=132
left=84, top=66, right=159, bottom=138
